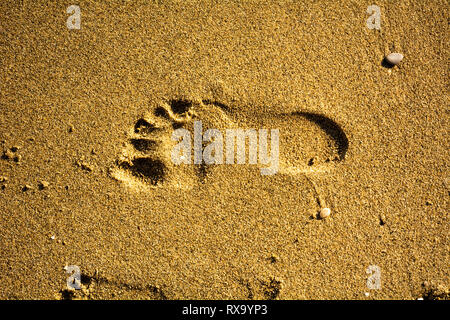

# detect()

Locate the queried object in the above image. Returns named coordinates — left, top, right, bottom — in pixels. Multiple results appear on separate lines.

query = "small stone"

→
left=385, top=53, right=404, bottom=66
left=22, top=184, right=32, bottom=191
left=319, top=207, right=331, bottom=219
left=365, top=292, right=370, bottom=297
left=425, top=200, right=432, bottom=206
left=10, top=146, right=20, bottom=152
left=13, top=155, right=22, bottom=163
left=38, top=180, right=49, bottom=190
left=50, top=235, right=56, bottom=240
left=68, top=125, right=74, bottom=133
left=379, top=213, right=386, bottom=225
left=0, top=176, right=8, bottom=183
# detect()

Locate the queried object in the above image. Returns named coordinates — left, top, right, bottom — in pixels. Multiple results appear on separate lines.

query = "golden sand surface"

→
left=0, top=0, right=448, bottom=299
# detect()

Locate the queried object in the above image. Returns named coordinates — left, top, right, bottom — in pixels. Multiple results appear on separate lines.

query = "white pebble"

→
left=385, top=53, right=404, bottom=65
left=319, top=207, right=331, bottom=219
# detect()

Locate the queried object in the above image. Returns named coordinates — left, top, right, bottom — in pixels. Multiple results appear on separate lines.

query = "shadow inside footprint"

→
left=292, top=112, right=349, bottom=161
left=118, top=158, right=166, bottom=186
left=169, top=99, right=192, bottom=114
left=154, top=99, right=193, bottom=121
left=129, top=139, right=158, bottom=153
left=134, top=119, right=157, bottom=135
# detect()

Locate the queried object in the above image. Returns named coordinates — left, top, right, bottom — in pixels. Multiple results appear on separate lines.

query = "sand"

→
left=0, top=0, right=448, bottom=299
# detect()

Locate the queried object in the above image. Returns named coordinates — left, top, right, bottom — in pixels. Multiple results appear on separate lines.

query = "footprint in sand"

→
left=110, top=98, right=348, bottom=193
